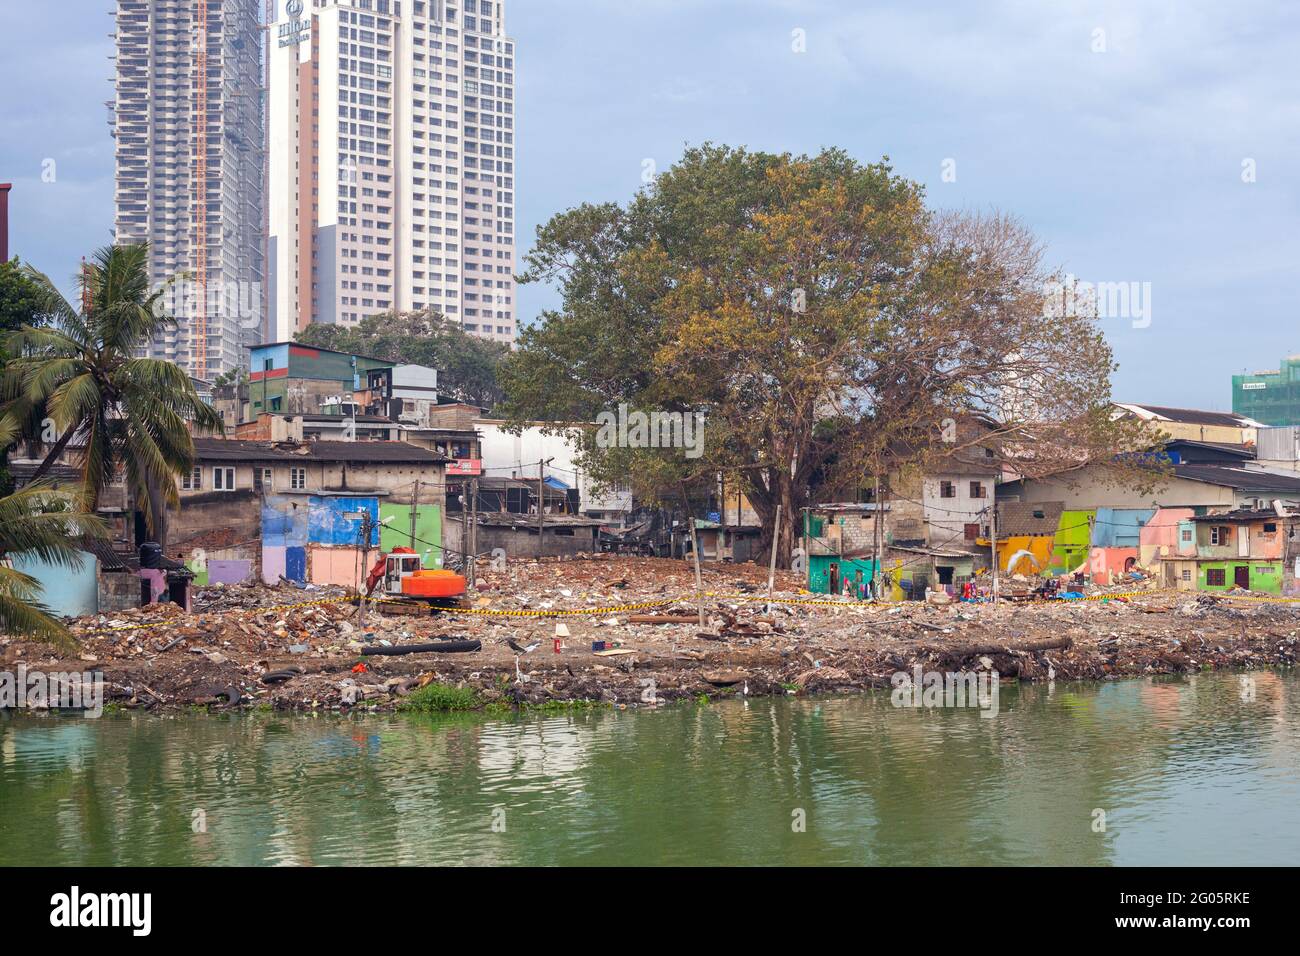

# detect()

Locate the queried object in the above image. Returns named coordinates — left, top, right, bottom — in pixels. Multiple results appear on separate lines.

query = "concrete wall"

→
left=171, top=490, right=262, bottom=551
left=1013, top=466, right=1233, bottom=509
left=1138, top=508, right=1196, bottom=566
left=922, top=472, right=994, bottom=542
left=1050, top=510, right=1094, bottom=573
left=379, top=503, right=444, bottom=568
left=9, top=552, right=99, bottom=619
left=1198, top=560, right=1282, bottom=594
left=1093, top=508, right=1155, bottom=548
left=1089, top=547, right=1140, bottom=584
left=472, top=524, right=600, bottom=559
left=309, top=546, right=365, bottom=588
left=998, top=535, right=1054, bottom=575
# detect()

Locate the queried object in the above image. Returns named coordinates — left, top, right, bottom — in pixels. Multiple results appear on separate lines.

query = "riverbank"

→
left=4, top=556, right=1297, bottom=714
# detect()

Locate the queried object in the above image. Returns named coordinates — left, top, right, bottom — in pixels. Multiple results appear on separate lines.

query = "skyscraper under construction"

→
left=110, top=0, right=265, bottom=379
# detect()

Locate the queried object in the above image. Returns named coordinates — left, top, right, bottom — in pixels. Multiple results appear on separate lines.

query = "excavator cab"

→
left=365, top=546, right=467, bottom=607
left=382, top=552, right=423, bottom=596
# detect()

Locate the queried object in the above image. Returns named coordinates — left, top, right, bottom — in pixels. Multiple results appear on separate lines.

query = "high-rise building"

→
left=267, top=0, right=516, bottom=346
left=110, top=0, right=265, bottom=378
left=1233, top=357, right=1300, bottom=426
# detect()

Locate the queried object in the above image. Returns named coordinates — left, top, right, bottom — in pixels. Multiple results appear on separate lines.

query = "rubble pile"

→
left=3, top=557, right=1297, bottom=714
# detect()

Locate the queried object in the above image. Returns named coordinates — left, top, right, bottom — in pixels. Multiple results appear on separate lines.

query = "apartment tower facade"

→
left=267, top=0, right=516, bottom=346
left=110, top=0, right=265, bottom=378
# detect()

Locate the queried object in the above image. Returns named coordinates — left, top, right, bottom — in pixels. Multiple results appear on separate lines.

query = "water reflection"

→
left=1, top=673, right=1296, bottom=866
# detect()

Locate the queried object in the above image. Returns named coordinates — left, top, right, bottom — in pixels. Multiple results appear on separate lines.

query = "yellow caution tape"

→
left=78, top=580, right=1300, bottom=639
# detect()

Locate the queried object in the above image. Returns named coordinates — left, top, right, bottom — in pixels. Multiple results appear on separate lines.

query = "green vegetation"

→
left=499, top=143, right=1161, bottom=565
left=397, top=682, right=482, bottom=712
left=296, top=310, right=510, bottom=411
left=0, top=243, right=223, bottom=547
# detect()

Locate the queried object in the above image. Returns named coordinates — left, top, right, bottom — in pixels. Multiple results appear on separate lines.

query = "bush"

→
left=397, top=682, right=481, bottom=713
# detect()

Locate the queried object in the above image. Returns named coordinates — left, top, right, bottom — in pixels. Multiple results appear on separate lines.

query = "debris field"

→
left=4, top=556, right=1298, bottom=713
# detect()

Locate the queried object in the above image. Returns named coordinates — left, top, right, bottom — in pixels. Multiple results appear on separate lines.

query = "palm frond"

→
left=0, top=567, right=75, bottom=651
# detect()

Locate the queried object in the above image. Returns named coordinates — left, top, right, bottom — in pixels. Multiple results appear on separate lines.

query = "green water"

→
left=2, top=672, right=1297, bottom=866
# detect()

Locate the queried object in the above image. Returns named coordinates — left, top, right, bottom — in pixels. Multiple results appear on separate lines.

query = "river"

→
left=2, top=672, right=1297, bottom=865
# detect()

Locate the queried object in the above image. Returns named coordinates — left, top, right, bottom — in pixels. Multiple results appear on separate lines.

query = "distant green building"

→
left=1233, top=356, right=1300, bottom=426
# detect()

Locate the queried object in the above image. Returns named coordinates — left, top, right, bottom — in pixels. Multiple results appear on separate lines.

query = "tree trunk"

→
left=28, top=424, right=77, bottom=483
left=145, top=476, right=169, bottom=549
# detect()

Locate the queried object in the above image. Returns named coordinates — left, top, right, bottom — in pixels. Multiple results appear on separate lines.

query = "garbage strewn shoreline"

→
left=3, top=556, right=1297, bottom=715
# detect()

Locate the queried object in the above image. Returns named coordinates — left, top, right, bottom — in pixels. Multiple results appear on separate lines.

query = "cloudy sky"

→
left=1, top=0, right=1296, bottom=409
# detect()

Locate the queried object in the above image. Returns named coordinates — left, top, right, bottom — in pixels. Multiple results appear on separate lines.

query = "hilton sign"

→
left=279, top=0, right=310, bottom=48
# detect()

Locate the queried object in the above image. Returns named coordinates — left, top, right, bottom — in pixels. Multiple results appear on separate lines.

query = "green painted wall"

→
left=1050, top=510, right=1094, bottom=573
left=379, top=503, right=443, bottom=568
left=809, top=555, right=877, bottom=595
left=1197, top=561, right=1282, bottom=595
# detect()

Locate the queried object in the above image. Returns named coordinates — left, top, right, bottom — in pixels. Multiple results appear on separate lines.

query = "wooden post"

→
left=990, top=503, right=1000, bottom=604
left=467, top=477, right=479, bottom=589
left=767, top=505, right=782, bottom=600
left=802, top=507, right=810, bottom=591
left=689, top=516, right=705, bottom=627
left=871, top=476, right=883, bottom=601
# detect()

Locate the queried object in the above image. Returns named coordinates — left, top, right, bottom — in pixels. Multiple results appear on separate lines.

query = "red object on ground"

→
left=352, top=662, right=368, bottom=674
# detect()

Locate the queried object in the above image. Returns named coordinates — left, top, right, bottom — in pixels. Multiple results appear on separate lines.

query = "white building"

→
left=110, top=0, right=265, bottom=378
left=267, top=0, right=516, bottom=347
left=475, top=420, right=634, bottom=523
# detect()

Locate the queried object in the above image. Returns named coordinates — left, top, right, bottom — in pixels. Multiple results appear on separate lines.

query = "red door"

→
left=1234, top=566, right=1251, bottom=589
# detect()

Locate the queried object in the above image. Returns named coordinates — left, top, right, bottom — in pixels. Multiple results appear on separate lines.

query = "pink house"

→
left=1139, top=507, right=1196, bottom=566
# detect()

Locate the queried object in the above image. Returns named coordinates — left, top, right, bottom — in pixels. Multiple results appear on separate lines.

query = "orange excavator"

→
left=364, top=547, right=468, bottom=609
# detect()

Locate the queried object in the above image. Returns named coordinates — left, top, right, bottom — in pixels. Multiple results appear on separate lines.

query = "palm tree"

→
left=0, top=483, right=106, bottom=649
left=0, top=243, right=223, bottom=546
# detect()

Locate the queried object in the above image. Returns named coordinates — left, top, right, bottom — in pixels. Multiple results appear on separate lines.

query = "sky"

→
left=1, top=0, right=1297, bottom=410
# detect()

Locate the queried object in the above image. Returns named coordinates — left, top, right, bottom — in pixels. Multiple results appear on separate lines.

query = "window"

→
left=291, top=467, right=307, bottom=491
left=1210, top=526, right=1231, bottom=546
left=1181, top=569, right=1191, bottom=581
left=1263, top=522, right=1277, bottom=533
left=1206, top=568, right=1226, bottom=586
left=182, top=467, right=201, bottom=490
left=212, top=467, right=236, bottom=492
left=1181, top=529, right=1193, bottom=543
left=939, top=481, right=955, bottom=499
left=969, top=482, right=985, bottom=499
left=253, top=468, right=272, bottom=493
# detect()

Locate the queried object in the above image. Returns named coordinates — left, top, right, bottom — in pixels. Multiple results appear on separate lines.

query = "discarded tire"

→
left=261, top=667, right=303, bottom=685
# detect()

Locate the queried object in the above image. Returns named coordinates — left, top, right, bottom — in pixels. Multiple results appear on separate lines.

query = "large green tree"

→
left=498, top=144, right=1156, bottom=565
left=0, top=243, right=223, bottom=546
left=296, top=310, right=510, bottom=410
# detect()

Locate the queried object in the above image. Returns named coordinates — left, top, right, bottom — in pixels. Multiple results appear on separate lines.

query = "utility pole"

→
left=409, top=478, right=420, bottom=549
left=467, top=476, right=479, bottom=590
left=536, top=457, right=551, bottom=558
left=989, top=503, right=1000, bottom=604
left=767, top=505, right=782, bottom=601
left=358, top=511, right=374, bottom=629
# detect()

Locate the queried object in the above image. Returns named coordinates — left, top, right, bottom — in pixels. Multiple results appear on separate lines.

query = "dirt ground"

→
left=4, top=555, right=1298, bottom=714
